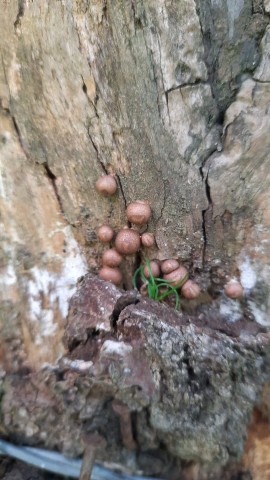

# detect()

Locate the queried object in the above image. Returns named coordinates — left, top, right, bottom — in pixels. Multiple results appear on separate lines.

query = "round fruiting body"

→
left=140, top=283, right=148, bottom=297
left=141, top=232, right=155, bottom=248
left=97, top=225, right=114, bottom=243
left=224, top=281, right=244, bottom=299
left=99, top=266, right=122, bottom=285
left=95, top=175, right=117, bottom=196
left=181, top=280, right=201, bottom=299
left=163, top=265, right=188, bottom=287
left=161, top=259, right=180, bottom=274
left=115, top=229, right=141, bottom=255
left=143, top=261, right=160, bottom=279
left=126, top=201, right=151, bottom=225
left=102, top=248, right=123, bottom=267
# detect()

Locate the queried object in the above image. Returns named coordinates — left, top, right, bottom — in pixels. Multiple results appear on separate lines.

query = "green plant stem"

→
left=132, top=261, right=188, bottom=310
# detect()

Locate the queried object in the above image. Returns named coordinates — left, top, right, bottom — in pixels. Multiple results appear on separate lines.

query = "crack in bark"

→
left=253, top=77, right=270, bottom=83
left=13, top=115, right=67, bottom=220
left=86, top=124, right=114, bottom=219
left=194, top=0, right=270, bottom=271
left=165, top=79, right=207, bottom=95
left=81, top=74, right=98, bottom=112
left=11, top=113, right=66, bottom=220
left=14, top=0, right=26, bottom=31
left=115, top=173, right=127, bottom=210
left=11, top=115, right=31, bottom=160
left=102, top=0, right=108, bottom=22
left=201, top=167, right=212, bottom=268
left=87, top=129, right=108, bottom=174
left=110, top=293, right=140, bottom=330
left=132, top=7, right=167, bottom=126
left=195, top=0, right=270, bottom=111
left=43, top=164, right=66, bottom=219
left=1, top=56, right=29, bottom=162
left=131, top=0, right=136, bottom=23
left=156, top=32, right=170, bottom=124
left=155, top=178, right=167, bottom=227
left=132, top=17, right=167, bottom=225
left=145, top=37, right=163, bottom=122
left=80, top=76, right=116, bottom=221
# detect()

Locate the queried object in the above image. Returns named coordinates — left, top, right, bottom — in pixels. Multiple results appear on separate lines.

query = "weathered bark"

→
left=0, top=275, right=269, bottom=479
left=1, top=1, right=270, bottom=479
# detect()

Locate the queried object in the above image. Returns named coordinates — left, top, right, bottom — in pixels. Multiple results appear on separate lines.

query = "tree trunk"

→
left=1, top=1, right=270, bottom=479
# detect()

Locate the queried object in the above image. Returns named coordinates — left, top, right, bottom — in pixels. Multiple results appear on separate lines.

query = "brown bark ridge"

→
left=0, top=1, right=270, bottom=479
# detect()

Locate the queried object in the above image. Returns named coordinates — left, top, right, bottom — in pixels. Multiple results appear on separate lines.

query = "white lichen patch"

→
left=0, top=244, right=20, bottom=303
left=239, top=257, right=257, bottom=291
left=26, top=225, right=87, bottom=344
left=1, top=263, right=17, bottom=287
left=100, top=340, right=132, bottom=356
left=61, top=358, right=93, bottom=372
left=96, top=322, right=107, bottom=331
left=219, top=298, right=242, bottom=323
left=248, top=301, right=270, bottom=327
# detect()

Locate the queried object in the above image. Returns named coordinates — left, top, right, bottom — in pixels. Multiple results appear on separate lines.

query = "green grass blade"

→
left=132, top=266, right=142, bottom=289
left=133, top=259, right=186, bottom=310
left=174, top=274, right=189, bottom=289
left=157, top=286, right=180, bottom=310
left=155, top=282, right=175, bottom=289
left=149, top=282, right=159, bottom=299
left=157, top=286, right=176, bottom=302
left=175, top=291, right=180, bottom=310
left=140, top=269, right=148, bottom=284
left=145, top=259, right=155, bottom=284
left=153, top=284, right=160, bottom=300
left=155, top=277, right=168, bottom=283
left=155, top=274, right=189, bottom=287
left=147, top=283, right=155, bottom=299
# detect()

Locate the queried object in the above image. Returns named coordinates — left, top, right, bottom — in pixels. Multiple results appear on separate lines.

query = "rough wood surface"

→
left=1, top=1, right=270, bottom=478
left=1, top=275, right=269, bottom=479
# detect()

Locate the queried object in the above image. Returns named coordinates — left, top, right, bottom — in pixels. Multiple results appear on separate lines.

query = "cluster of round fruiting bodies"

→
left=143, top=259, right=201, bottom=300
left=96, top=175, right=201, bottom=300
left=95, top=174, right=244, bottom=301
left=96, top=174, right=154, bottom=286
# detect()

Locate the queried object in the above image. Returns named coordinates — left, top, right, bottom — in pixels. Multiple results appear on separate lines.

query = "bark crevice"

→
left=10, top=109, right=67, bottom=222
left=11, top=114, right=30, bottom=160
left=194, top=0, right=269, bottom=113
left=201, top=168, right=213, bottom=268
left=165, top=80, right=207, bottom=95
left=14, top=0, right=26, bottom=31
left=43, top=164, right=66, bottom=219
left=115, top=173, right=128, bottom=210
left=87, top=130, right=108, bottom=175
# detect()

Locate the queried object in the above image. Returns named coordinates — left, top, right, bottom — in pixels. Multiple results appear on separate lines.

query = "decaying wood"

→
left=1, top=1, right=270, bottom=478
left=1, top=276, right=269, bottom=478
